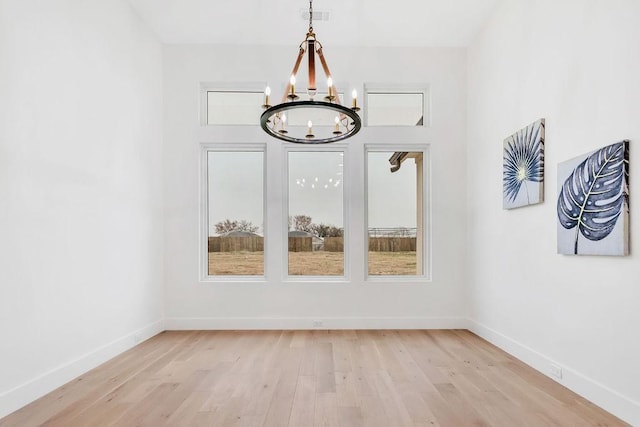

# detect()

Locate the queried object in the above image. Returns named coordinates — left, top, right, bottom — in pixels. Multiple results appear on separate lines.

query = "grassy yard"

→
left=208, top=251, right=418, bottom=276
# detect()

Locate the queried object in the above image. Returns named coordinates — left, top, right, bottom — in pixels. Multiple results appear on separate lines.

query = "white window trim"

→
left=364, top=143, right=432, bottom=282
left=200, top=143, right=268, bottom=282
left=282, top=143, right=351, bottom=283
left=363, top=83, right=432, bottom=128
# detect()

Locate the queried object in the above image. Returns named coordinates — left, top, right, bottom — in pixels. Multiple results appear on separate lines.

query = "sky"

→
left=207, top=151, right=417, bottom=236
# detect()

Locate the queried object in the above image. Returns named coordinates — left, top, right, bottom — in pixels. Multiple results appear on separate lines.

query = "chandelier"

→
left=260, top=0, right=362, bottom=144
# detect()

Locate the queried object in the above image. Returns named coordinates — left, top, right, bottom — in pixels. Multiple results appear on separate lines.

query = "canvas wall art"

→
left=503, top=118, right=545, bottom=209
left=557, top=140, right=629, bottom=256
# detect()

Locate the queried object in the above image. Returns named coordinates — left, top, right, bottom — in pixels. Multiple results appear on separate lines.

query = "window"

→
left=200, top=83, right=430, bottom=282
left=287, top=150, right=345, bottom=277
left=367, top=149, right=428, bottom=277
left=365, top=85, right=430, bottom=127
left=205, top=148, right=265, bottom=277
left=205, top=91, right=264, bottom=125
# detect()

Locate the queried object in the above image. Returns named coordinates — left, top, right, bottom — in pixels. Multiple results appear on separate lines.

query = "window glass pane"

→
left=288, top=151, right=344, bottom=276
left=367, top=151, right=424, bottom=276
left=207, top=91, right=263, bottom=125
left=208, top=151, right=264, bottom=275
left=367, top=93, right=424, bottom=126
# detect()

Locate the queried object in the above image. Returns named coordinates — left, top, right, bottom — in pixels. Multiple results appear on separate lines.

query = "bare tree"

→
left=326, top=225, right=343, bottom=237
left=214, top=219, right=258, bottom=235
left=215, top=219, right=238, bottom=234
left=293, top=215, right=313, bottom=232
left=311, top=223, right=343, bottom=237
left=237, top=220, right=259, bottom=233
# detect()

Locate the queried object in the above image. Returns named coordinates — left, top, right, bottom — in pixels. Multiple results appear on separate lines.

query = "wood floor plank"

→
left=331, top=332, right=354, bottom=373
left=261, top=347, right=301, bottom=427
left=371, top=370, right=414, bottom=426
left=335, top=371, right=360, bottom=408
left=313, top=392, right=339, bottom=427
left=314, top=342, right=336, bottom=393
left=337, top=405, right=365, bottom=427
left=432, top=383, right=490, bottom=426
left=0, top=330, right=629, bottom=427
left=385, top=331, right=440, bottom=396
left=420, top=390, right=474, bottom=426
left=287, top=375, right=316, bottom=427
left=398, top=331, right=452, bottom=386
left=358, top=395, right=392, bottom=427
left=163, top=391, right=211, bottom=426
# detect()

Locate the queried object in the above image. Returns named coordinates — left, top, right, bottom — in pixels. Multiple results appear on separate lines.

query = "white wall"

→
left=467, top=0, right=640, bottom=424
left=0, top=0, right=164, bottom=418
left=163, top=45, right=468, bottom=329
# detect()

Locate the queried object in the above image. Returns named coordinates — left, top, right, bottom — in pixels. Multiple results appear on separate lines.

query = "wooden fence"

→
left=209, top=236, right=415, bottom=253
left=208, top=236, right=263, bottom=252
left=288, top=237, right=312, bottom=252
left=324, top=237, right=344, bottom=252
left=368, top=237, right=416, bottom=252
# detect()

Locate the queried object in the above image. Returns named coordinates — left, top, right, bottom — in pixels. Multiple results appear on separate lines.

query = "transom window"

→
left=205, top=91, right=263, bottom=125
left=365, top=85, right=430, bottom=127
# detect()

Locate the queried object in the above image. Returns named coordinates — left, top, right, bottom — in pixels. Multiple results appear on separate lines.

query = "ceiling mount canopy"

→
left=260, top=0, right=362, bottom=144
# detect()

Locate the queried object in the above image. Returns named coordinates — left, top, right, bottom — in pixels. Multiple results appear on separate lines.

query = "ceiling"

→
left=127, top=0, right=500, bottom=47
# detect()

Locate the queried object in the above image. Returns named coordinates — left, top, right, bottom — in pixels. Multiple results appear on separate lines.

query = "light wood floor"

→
left=0, top=330, right=627, bottom=427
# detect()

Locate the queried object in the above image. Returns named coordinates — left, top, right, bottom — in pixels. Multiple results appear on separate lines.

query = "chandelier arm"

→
left=316, top=47, right=341, bottom=105
left=316, top=47, right=332, bottom=80
left=282, top=46, right=306, bottom=103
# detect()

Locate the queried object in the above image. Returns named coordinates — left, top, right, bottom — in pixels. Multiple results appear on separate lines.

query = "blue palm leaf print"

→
left=503, top=119, right=545, bottom=208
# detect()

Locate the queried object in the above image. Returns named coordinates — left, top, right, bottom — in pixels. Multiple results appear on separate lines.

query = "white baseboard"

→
left=0, top=319, right=164, bottom=420
left=165, top=316, right=469, bottom=331
left=468, top=319, right=640, bottom=426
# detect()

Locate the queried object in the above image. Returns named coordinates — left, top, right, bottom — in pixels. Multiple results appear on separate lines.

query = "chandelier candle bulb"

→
left=351, top=89, right=360, bottom=112
left=279, top=113, right=288, bottom=134
left=289, top=75, right=296, bottom=97
left=333, top=115, right=342, bottom=135
left=306, top=120, right=314, bottom=138
left=264, top=86, right=271, bottom=106
left=327, top=77, right=334, bottom=99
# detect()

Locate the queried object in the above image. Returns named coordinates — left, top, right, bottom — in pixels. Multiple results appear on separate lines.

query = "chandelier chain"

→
left=308, top=0, right=313, bottom=33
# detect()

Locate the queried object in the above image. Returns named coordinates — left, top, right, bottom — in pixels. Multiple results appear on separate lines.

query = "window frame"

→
left=200, top=143, right=268, bottom=282
left=364, top=144, right=431, bottom=282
